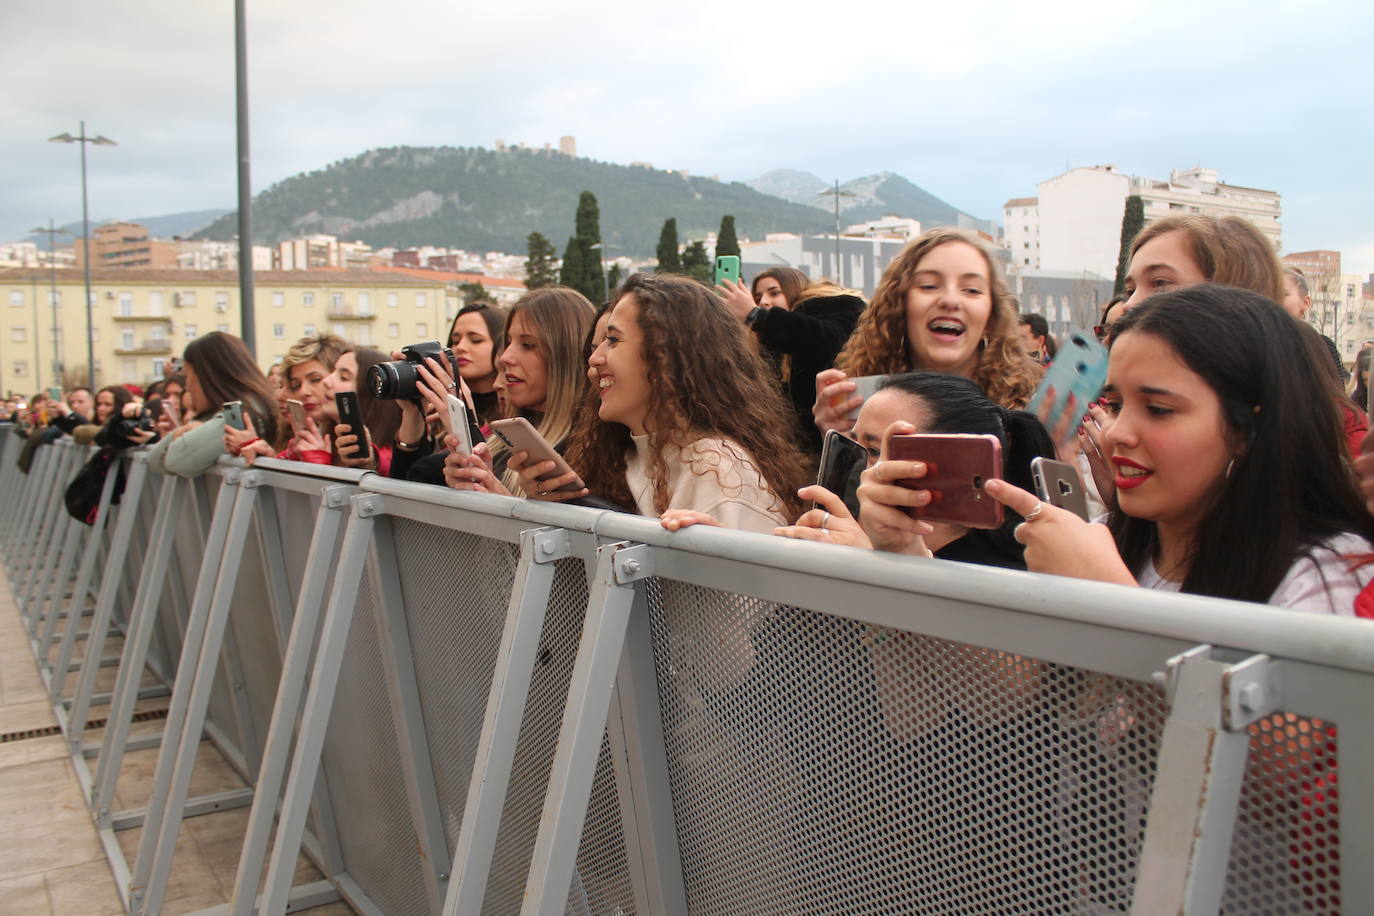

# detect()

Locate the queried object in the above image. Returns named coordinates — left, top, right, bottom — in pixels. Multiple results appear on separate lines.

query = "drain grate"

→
left=0, top=707, right=171, bottom=744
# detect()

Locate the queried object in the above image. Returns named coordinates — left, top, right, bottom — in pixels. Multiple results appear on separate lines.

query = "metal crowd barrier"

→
left=3, top=435, right=1372, bottom=916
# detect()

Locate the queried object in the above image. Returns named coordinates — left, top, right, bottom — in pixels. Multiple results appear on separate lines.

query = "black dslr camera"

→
left=108, top=398, right=159, bottom=448
left=367, top=341, right=458, bottom=400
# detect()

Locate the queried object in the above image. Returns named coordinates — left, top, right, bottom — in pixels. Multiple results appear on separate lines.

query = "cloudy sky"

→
left=2, top=0, right=1370, bottom=274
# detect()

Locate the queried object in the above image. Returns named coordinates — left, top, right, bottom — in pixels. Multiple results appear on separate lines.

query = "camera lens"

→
left=366, top=360, right=419, bottom=400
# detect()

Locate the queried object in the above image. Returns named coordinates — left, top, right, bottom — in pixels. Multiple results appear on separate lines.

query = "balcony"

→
left=116, top=313, right=173, bottom=323
left=115, top=338, right=172, bottom=355
left=325, top=307, right=375, bottom=321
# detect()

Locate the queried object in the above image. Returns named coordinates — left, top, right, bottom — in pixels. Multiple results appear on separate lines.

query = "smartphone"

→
left=829, top=374, right=887, bottom=422
left=887, top=433, right=1004, bottom=529
left=815, top=429, right=867, bottom=513
left=286, top=398, right=309, bottom=436
left=47, top=386, right=62, bottom=401
left=713, top=255, right=741, bottom=288
left=163, top=399, right=182, bottom=428
left=1027, top=330, right=1109, bottom=442
left=334, top=391, right=370, bottom=461
left=221, top=401, right=245, bottom=431
left=446, top=395, right=473, bottom=456
left=490, top=417, right=585, bottom=492
left=1031, top=456, right=1090, bottom=521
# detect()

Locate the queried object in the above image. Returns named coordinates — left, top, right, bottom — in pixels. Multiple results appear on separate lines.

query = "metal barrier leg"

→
left=90, top=474, right=186, bottom=818
left=135, top=471, right=255, bottom=916
left=443, top=527, right=571, bottom=916
left=227, top=484, right=352, bottom=916
left=7, top=444, right=52, bottom=582
left=66, top=458, right=150, bottom=762
left=19, top=446, right=73, bottom=628
left=521, top=541, right=650, bottom=916
left=260, top=500, right=376, bottom=915
left=36, top=496, right=89, bottom=665
left=1132, top=646, right=1273, bottom=914
left=50, top=460, right=122, bottom=705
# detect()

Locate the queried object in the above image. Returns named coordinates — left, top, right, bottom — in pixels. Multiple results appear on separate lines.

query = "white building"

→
left=843, top=215, right=923, bottom=241
left=740, top=233, right=910, bottom=297
left=176, top=240, right=274, bottom=271
left=1008, top=165, right=1282, bottom=280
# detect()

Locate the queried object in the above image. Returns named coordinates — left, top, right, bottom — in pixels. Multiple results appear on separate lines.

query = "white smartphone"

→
left=162, top=399, right=182, bottom=428
left=446, top=394, right=472, bottom=456
left=834, top=374, right=887, bottom=422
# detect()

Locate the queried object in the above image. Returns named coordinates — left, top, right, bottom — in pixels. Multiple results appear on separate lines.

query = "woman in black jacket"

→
left=719, top=266, right=865, bottom=454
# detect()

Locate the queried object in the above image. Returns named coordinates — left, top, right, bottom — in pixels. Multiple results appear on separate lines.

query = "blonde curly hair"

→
left=835, top=228, right=1039, bottom=409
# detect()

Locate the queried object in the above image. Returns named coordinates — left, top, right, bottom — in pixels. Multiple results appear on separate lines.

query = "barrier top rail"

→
left=358, top=472, right=1374, bottom=676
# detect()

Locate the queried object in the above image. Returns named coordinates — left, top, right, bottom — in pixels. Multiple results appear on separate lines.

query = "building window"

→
left=50, top=327, right=62, bottom=343
left=180, top=291, right=197, bottom=305
left=117, top=292, right=133, bottom=316
left=149, top=291, right=164, bottom=314
left=90, top=327, right=99, bottom=342
left=1024, top=258, right=1030, bottom=266
left=416, top=322, right=428, bottom=337
left=355, top=325, right=371, bottom=345
left=10, top=327, right=25, bottom=342
left=387, top=323, right=399, bottom=338
left=152, top=358, right=166, bottom=378
left=48, top=291, right=61, bottom=307
left=121, top=359, right=136, bottom=380
left=303, top=292, right=315, bottom=307
left=303, top=323, right=316, bottom=337
left=387, top=293, right=398, bottom=308
left=1024, top=242, right=1029, bottom=249
left=217, top=324, right=229, bottom=333
left=330, top=292, right=344, bottom=308
left=416, top=293, right=427, bottom=309
left=357, top=292, right=370, bottom=312
left=121, top=330, right=135, bottom=349
left=9, top=291, right=24, bottom=306
left=14, top=360, right=28, bottom=376
left=272, top=324, right=285, bottom=339
left=184, top=324, right=198, bottom=339
left=331, top=324, right=346, bottom=338
left=272, top=291, right=284, bottom=307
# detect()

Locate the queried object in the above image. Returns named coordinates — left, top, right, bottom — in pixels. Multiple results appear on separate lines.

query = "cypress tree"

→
left=656, top=218, right=681, bottom=273
left=1114, top=195, right=1144, bottom=294
left=573, top=191, right=607, bottom=301
left=716, top=215, right=741, bottom=259
left=607, top=263, right=624, bottom=292
left=682, top=240, right=711, bottom=283
left=559, top=236, right=584, bottom=290
left=524, top=231, right=559, bottom=289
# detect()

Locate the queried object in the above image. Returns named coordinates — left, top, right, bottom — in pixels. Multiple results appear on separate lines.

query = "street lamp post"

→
left=817, top=180, right=857, bottom=286
left=30, top=221, right=73, bottom=389
left=49, top=122, right=116, bottom=389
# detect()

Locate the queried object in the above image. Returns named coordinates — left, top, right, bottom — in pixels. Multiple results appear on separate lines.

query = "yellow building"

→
left=0, top=268, right=480, bottom=392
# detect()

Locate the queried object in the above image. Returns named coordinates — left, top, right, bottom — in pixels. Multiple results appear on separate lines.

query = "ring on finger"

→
left=1013, top=522, right=1029, bottom=545
left=445, top=383, right=456, bottom=390
left=1023, top=501, right=1045, bottom=522
left=820, top=510, right=831, bottom=528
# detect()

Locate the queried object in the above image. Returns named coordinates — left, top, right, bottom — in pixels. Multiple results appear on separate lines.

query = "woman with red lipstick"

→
left=446, top=302, right=505, bottom=427
left=232, top=334, right=348, bottom=465
left=977, top=285, right=1374, bottom=614
left=813, top=228, right=1040, bottom=437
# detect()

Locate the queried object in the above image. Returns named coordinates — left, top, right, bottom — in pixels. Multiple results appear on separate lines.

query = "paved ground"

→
left=0, top=567, right=352, bottom=915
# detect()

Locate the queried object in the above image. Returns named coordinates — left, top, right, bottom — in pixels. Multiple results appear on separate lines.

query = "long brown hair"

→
left=564, top=273, right=810, bottom=520
left=1129, top=215, right=1284, bottom=303
left=752, top=266, right=809, bottom=308
left=835, top=228, right=1039, bottom=409
left=182, top=332, right=279, bottom=443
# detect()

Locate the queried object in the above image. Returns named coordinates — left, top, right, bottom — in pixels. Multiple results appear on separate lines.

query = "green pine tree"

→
left=560, top=236, right=584, bottom=289
left=656, top=218, right=681, bottom=274
left=572, top=191, right=607, bottom=301
left=1114, top=195, right=1144, bottom=294
left=524, top=231, right=559, bottom=289
left=716, top=215, right=741, bottom=259
left=682, top=240, right=711, bottom=283
left=607, top=263, right=624, bottom=292
left=457, top=281, right=488, bottom=305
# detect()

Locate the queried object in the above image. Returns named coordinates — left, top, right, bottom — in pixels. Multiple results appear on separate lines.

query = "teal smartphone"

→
left=1027, top=330, right=1109, bottom=443
left=713, top=255, right=741, bottom=287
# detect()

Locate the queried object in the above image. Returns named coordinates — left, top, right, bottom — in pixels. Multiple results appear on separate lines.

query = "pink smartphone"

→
left=490, top=417, right=584, bottom=492
left=887, top=433, right=1004, bottom=529
left=286, top=398, right=308, bottom=436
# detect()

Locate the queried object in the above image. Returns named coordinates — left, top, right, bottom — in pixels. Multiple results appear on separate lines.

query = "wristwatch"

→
left=745, top=306, right=766, bottom=329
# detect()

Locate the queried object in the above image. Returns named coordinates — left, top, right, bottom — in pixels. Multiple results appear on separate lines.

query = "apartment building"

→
left=0, top=268, right=480, bottom=392
left=1006, top=166, right=1282, bottom=281
left=1281, top=250, right=1374, bottom=364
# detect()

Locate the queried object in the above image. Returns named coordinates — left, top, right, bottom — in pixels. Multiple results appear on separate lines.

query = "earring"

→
left=980, top=336, right=988, bottom=350
left=1225, top=459, right=1235, bottom=479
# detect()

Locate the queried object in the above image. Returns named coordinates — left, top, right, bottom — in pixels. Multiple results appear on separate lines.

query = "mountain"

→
left=746, top=169, right=994, bottom=235
left=193, top=147, right=837, bottom=258
left=25, top=208, right=232, bottom=249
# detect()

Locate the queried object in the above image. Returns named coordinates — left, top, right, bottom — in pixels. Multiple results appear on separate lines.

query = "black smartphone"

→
left=815, top=429, right=867, bottom=515
left=334, top=391, right=371, bottom=461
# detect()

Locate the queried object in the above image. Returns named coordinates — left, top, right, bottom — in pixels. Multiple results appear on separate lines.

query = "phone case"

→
left=163, top=400, right=182, bottom=427
left=815, top=430, right=868, bottom=510
left=1031, top=457, right=1091, bottom=521
left=286, top=399, right=308, bottom=434
left=713, top=255, right=741, bottom=287
left=446, top=395, right=472, bottom=456
left=490, top=418, right=584, bottom=492
left=1027, top=330, right=1109, bottom=439
left=335, top=391, right=370, bottom=460
left=221, top=401, right=244, bottom=431
left=887, top=434, right=1003, bottom=529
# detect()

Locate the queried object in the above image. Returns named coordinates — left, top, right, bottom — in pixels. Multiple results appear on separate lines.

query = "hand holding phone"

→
left=221, top=401, right=244, bottom=431
left=713, top=255, right=741, bottom=288
left=815, top=429, right=867, bottom=513
left=491, top=417, right=585, bottom=494
left=286, top=399, right=308, bottom=437
left=1031, top=456, right=1090, bottom=521
left=334, top=391, right=371, bottom=461
left=887, top=433, right=1004, bottom=529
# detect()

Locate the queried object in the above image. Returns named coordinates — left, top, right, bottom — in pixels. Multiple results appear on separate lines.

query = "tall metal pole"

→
left=78, top=121, right=95, bottom=389
left=833, top=179, right=841, bottom=286
left=48, top=220, right=62, bottom=386
left=235, top=0, right=256, bottom=355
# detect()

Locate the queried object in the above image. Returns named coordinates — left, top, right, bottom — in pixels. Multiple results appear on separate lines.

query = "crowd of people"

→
left=9, top=214, right=1374, bottom=618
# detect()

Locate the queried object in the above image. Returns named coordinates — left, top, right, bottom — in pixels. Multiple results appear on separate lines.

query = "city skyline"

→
left=1, top=0, right=1369, bottom=274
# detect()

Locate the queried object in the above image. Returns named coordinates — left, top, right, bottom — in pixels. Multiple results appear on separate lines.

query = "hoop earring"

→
left=980, top=336, right=988, bottom=351
left=1225, top=459, right=1235, bottom=480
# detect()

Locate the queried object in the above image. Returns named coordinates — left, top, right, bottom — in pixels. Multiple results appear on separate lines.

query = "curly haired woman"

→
left=813, top=228, right=1041, bottom=435
left=526, top=272, right=811, bottom=533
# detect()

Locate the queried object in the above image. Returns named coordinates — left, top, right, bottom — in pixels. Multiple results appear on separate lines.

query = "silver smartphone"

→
left=221, top=401, right=245, bottom=431
left=446, top=394, right=472, bottom=456
left=1031, top=456, right=1090, bottom=521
